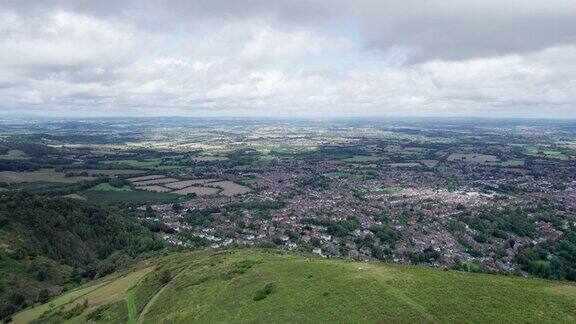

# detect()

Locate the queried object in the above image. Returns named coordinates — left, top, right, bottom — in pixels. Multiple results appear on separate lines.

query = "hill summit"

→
left=13, top=249, right=576, bottom=323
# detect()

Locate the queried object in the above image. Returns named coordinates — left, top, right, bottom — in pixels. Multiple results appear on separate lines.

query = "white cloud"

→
left=241, top=25, right=353, bottom=61
left=0, top=2, right=575, bottom=118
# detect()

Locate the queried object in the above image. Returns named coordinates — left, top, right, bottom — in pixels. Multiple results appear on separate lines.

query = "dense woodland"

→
left=0, top=192, right=164, bottom=321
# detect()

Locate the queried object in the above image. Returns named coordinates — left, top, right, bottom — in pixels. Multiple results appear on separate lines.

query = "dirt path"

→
left=136, top=266, right=190, bottom=324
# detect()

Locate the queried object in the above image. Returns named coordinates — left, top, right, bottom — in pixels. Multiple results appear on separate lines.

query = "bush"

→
left=253, top=283, right=276, bottom=301
left=159, top=269, right=172, bottom=284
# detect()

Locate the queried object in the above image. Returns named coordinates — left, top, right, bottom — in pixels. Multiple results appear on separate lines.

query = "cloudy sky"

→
left=1, top=0, right=576, bottom=118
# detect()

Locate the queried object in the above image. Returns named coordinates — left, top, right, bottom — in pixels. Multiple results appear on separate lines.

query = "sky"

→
left=0, top=0, right=575, bottom=118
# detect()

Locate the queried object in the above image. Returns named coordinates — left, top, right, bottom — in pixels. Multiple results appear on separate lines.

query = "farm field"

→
left=342, top=155, right=385, bottom=163
left=101, top=159, right=183, bottom=170
left=207, top=181, right=251, bottom=196
left=135, top=185, right=174, bottom=193
left=192, top=156, right=229, bottom=161
left=173, top=186, right=220, bottom=196
left=447, top=153, right=500, bottom=164
left=80, top=169, right=143, bottom=176
left=0, top=149, right=28, bottom=160
left=124, top=175, right=250, bottom=197
left=127, top=175, right=167, bottom=182
left=0, top=169, right=93, bottom=183
left=131, top=178, right=180, bottom=186
left=388, top=162, right=420, bottom=167
left=89, top=183, right=133, bottom=192
left=420, top=159, right=439, bottom=168
left=164, top=179, right=218, bottom=189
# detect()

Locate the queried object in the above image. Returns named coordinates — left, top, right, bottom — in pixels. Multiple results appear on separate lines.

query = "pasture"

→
left=0, top=169, right=93, bottom=184
left=173, top=186, right=220, bottom=196
left=135, top=185, right=174, bottom=193
left=0, top=149, right=28, bottom=160
left=207, top=181, right=251, bottom=196
left=342, top=155, right=385, bottom=163
left=101, top=159, right=183, bottom=170
left=164, top=179, right=218, bottom=189
left=90, top=183, right=133, bottom=192
left=447, top=153, right=499, bottom=164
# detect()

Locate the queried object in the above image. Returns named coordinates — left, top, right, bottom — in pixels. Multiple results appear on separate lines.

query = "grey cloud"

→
left=3, top=0, right=576, bottom=61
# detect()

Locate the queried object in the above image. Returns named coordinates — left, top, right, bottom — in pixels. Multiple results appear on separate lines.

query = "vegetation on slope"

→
left=0, top=192, right=164, bottom=321
left=13, top=249, right=576, bottom=323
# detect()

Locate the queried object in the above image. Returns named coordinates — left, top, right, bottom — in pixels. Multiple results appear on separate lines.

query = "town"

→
left=2, top=117, right=573, bottom=279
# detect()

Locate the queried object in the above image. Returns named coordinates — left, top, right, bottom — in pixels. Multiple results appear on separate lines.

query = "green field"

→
left=89, top=183, right=134, bottom=192
left=323, top=172, right=376, bottom=180
left=525, top=146, right=566, bottom=158
left=0, top=149, right=28, bottom=160
left=342, top=155, right=385, bottom=163
left=447, top=153, right=500, bottom=164
left=237, top=178, right=258, bottom=186
left=371, top=186, right=402, bottom=194
left=14, top=249, right=576, bottom=323
left=101, top=159, right=183, bottom=170
left=0, top=169, right=93, bottom=184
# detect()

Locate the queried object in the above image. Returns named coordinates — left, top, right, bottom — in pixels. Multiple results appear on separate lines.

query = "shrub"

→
left=253, top=283, right=276, bottom=301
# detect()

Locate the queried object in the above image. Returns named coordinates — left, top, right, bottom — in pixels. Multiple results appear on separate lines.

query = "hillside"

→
left=0, top=192, right=164, bottom=321
left=13, top=249, right=576, bottom=323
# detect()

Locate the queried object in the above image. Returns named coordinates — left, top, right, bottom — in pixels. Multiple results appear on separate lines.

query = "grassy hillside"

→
left=13, top=249, right=576, bottom=323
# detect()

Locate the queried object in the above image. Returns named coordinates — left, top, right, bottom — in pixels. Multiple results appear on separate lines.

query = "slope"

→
left=13, top=249, right=576, bottom=323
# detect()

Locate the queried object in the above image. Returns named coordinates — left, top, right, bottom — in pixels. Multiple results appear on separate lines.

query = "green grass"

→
left=371, top=186, right=402, bottom=194
left=101, top=159, right=183, bottom=170
left=125, top=288, right=138, bottom=324
left=15, top=250, right=576, bottom=323
left=13, top=266, right=153, bottom=323
left=89, top=182, right=134, bottom=192
left=342, top=155, right=385, bottom=163
left=447, top=153, right=500, bottom=164
left=525, top=145, right=566, bottom=159
left=146, top=251, right=576, bottom=323
left=62, top=193, right=87, bottom=200
left=237, top=178, right=258, bottom=186
left=0, top=149, right=28, bottom=160
left=323, top=172, right=375, bottom=180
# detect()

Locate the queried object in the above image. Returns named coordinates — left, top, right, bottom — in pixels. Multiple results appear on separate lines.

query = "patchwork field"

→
left=164, top=179, right=218, bottom=189
left=132, top=178, right=180, bottom=186
left=125, top=175, right=251, bottom=197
